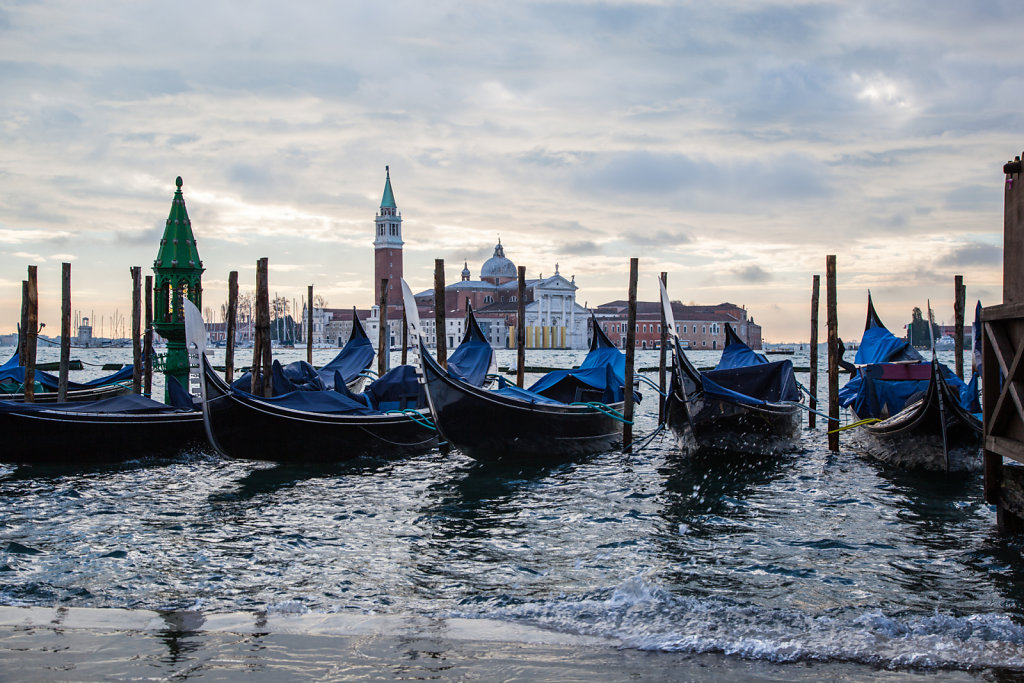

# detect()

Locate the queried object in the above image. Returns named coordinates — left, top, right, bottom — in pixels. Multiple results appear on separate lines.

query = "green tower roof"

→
left=380, top=165, right=397, bottom=209
left=153, top=176, right=204, bottom=273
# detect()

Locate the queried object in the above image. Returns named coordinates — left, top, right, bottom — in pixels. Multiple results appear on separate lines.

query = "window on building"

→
left=702, top=325, right=706, bottom=334
left=484, top=295, right=493, bottom=304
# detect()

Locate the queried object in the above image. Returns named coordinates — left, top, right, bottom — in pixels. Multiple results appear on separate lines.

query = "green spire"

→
left=154, top=176, right=203, bottom=273
left=380, top=165, right=397, bottom=209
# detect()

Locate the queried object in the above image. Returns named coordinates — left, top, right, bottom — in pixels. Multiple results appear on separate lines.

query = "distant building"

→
left=592, top=301, right=762, bottom=350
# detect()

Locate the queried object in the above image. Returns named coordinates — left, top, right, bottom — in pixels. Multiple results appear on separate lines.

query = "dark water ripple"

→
left=1, top=348, right=1023, bottom=668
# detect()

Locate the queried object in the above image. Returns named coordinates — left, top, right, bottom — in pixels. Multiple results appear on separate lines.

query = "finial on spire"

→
left=176, top=176, right=183, bottom=189
left=386, top=165, right=390, bottom=178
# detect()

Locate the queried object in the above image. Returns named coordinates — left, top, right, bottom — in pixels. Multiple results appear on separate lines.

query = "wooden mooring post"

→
left=658, top=271, right=668, bottom=423
left=954, top=274, right=966, bottom=380
left=58, top=263, right=71, bottom=402
left=982, top=151, right=1024, bottom=534
left=224, top=271, right=238, bottom=384
left=434, top=260, right=447, bottom=369
left=23, top=266, right=38, bottom=403
left=401, top=307, right=408, bottom=366
left=307, top=285, right=314, bottom=364
left=144, top=275, right=153, bottom=397
left=251, top=258, right=272, bottom=397
left=809, top=274, right=820, bottom=430
left=516, top=266, right=526, bottom=388
left=131, top=267, right=142, bottom=394
left=623, top=258, right=638, bottom=454
left=826, top=255, right=839, bottom=451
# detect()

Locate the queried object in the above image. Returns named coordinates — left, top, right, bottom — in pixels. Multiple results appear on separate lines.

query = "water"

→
left=2, top=345, right=1023, bottom=675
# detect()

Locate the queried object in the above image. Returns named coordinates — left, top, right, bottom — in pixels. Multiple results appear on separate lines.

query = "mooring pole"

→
left=516, top=265, right=526, bottom=388
left=252, top=258, right=271, bottom=397
left=225, top=271, right=238, bottom=384
left=130, top=267, right=142, bottom=394
left=401, top=307, right=408, bottom=366
left=24, top=266, right=38, bottom=402
left=18, top=281, right=28, bottom=366
left=826, top=255, right=839, bottom=451
left=809, top=274, right=820, bottom=430
left=623, top=258, right=638, bottom=453
left=434, top=259, right=447, bottom=369
left=378, top=278, right=390, bottom=377
left=658, top=271, right=668, bottom=423
left=954, top=274, right=965, bottom=380
left=144, top=275, right=154, bottom=397
left=58, top=263, right=71, bottom=402
left=307, top=284, right=314, bottom=364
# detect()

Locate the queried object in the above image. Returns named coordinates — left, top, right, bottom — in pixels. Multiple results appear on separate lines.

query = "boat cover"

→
left=362, top=364, right=428, bottom=411
left=838, top=363, right=976, bottom=417
left=714, top=326, right=768, bottom=370
left=702, top=360, right=800, bottom=407
left=854, top=326, right=924, bottom=364
left=316, top=311, right=374, bottom=389
left=0, top=393, right=193, bottom=415
left=526, top=320, right=631, bottom=403
left=232, top=384, right=376, bottom=415
left=446, top=308, right=494, bottom=387
left=0, top=355, right=133, bottom=393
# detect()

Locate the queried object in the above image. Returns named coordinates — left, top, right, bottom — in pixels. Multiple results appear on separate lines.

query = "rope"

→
left=623, top=421, right=666, bottom=452
left=786, top=401, right=840, bottom=422
left=568, top=401, right=633, bottom=424
left=383, top=408, right=437, bottom=431
left=827, top=417, right=881, bottom=434
left=634, top=374, right=667, bottom=396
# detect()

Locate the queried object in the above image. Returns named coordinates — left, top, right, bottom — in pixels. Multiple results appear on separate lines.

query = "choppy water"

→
left=2, top=345, right=1023, bottom=673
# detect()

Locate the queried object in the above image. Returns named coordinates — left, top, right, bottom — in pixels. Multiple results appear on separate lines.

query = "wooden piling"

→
left=658, top=272, right=668, bottom=423
left=623, top=258, right=638, bottom=453
left=434, top=259, right=447, bottom=369
left=18, top=281, right=28, bottom=366
left=378, top=278, right=389, bottom=377
left=130, top=267, right=142, bottom=394
left=401, top=307, right=408, bottom=366
left=307, top=284, right=314, bottom=364
left=24, top=266, right=38, bottom=402
left=809, top=274, right=820, bottom=429
left=144, top=275, right=153, bottom=397
left=954, top=274, right=965, bottom=380
left=225, top=271, right=238, bottom=384
left=251, top=258, right=271, bottom=397
left=58, top=263, right=71, bottom=402
left=826, top=255, right=839, bottom=451
left=516, top=266, right=526, bottom=388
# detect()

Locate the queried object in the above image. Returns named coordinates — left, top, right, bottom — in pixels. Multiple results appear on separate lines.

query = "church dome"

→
left=480, top=240, right=517, bottom=281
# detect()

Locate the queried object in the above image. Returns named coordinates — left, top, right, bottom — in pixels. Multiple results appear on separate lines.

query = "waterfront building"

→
left=592, top=301, right=762, bottom=350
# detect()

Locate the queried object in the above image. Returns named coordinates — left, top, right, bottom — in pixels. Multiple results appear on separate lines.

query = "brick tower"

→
left=374, top=166, right=403, bottom=308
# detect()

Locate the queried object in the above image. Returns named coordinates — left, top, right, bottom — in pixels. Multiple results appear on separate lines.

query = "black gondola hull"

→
left=0, top=409, right=206, bottom=464
left=665, top=390, right=802, bottom=457
left=420, top=347, right=623, bottom=462
left=0, top=383, right=131, bottom=404
left=202, top=364, right=437, bottom=463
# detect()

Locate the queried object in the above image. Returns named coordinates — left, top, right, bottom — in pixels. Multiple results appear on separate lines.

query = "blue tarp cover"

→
left=362, top=364, right=427, bottom=411
left=0, top=393, right=192, bottom=415
left=317, top=320, right=374, bottom=389
left=526, top=323, right=631, bottom=404
left=714, top=340, right=768, bottom=370
left=854, top=326, right=924, bottom=365
left=702, top=360, right=800, bottom=406
left=838, top=363, right=975, bottom=417
left=446, top=312, right=494, bottom=387
left=0, top=351, right=133, bottom=392
left=232, top=383, right=375, bottom=415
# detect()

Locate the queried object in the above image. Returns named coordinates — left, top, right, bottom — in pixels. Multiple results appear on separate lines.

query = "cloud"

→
left=939, top=242, right=1002, bottom=268
left=734, top=264, right=772, bottom=283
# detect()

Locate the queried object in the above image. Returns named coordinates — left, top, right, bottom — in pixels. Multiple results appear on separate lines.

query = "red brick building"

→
left=592, top=301, right=762, bottom=350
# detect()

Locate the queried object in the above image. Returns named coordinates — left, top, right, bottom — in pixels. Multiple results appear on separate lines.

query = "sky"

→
left=0, top=0, right=1019, bottom=342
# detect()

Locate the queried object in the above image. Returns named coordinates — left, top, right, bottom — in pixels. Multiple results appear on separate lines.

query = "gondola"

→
left=838, top=294, right=981, bottom=472
left=0, top=378, right=205, bottom=465
left=660, top=278, right=802, bottom=456
left=405, top=279, right=632, bottom=463
left=229, top=307, right=374, bottom=395
left=185, top=301, right=438, bottom=463
left=0, top=351, right=133, bottom=403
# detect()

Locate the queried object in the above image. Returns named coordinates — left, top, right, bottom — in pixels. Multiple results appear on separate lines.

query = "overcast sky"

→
left=1, top=0, right=1019, bottom=341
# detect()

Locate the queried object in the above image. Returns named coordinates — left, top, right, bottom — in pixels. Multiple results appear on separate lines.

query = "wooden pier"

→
left=982, top=151, right=1024, bottom=533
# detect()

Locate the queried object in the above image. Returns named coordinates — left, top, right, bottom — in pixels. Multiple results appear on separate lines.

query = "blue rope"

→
left=634, top=374, right=667, bottom=397
left=568, top=401, right=633, bottom=425
left=384, top=408, right=437, bottom=431
left=624, top=421, right=666, bottom=452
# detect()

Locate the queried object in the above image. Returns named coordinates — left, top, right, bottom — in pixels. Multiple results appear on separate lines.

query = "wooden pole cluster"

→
left=23, top=266, right=38, bottom=402
left=225, top=271, right=238, bottom=384
left=809, top=274, right=820, bottom=429
left=378, top=278, right=389, bottom=377
left=58, top=263, right=71, bottom=402
left=516, top=266, right=526, bottom=388
left=434, top=259, right=447, bottom=369
left=623, top=258, right=638, bottom=453
left=307, top=284, right=314, bottom=364
left=826, top=255, right=839, bottom=452
left=658, top=271, right=668, bottom=423
left=954, top=274, right=966, bottom=380
left=144, top=275, right=154, bottom=396
left=131, top=266, right=142, bottom=394
left=251, top=258, right=272, bottom=397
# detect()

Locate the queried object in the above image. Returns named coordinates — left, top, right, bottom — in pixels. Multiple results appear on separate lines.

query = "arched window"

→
left=483, top=295, right=494, bottom=304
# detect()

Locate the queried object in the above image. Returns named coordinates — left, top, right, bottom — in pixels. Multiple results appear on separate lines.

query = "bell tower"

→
left=153, top=176, right=204, bottom=402
left=374, top=166, right=403, bottom=308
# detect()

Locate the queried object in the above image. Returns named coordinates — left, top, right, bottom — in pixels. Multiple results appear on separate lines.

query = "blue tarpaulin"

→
left=525, top=322, right=632, bottom=404
left=446, top=309, right=495, bottom=387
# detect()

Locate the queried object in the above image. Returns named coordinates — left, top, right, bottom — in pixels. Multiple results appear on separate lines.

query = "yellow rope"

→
left=828, top=418, right=882, bottom=434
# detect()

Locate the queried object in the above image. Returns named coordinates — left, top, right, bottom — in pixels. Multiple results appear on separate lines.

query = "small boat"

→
left=0, top=378, right=205, bottom=465
left=0, top=351, right=133, bottom=403
left=230, top=308, right=374, bottom=395
left=838, top=294, right=981, bottom=472
left=406, top=279, right=632, bottom=463
left=186, top=301, right=437, bottom=463
left=660, top=279, right=802, bottom=456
